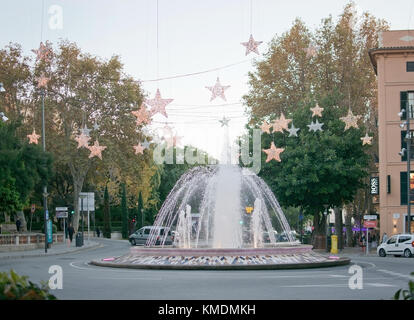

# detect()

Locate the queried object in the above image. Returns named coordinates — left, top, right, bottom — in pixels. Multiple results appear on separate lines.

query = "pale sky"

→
left=1, top=0, right=413, bottom=159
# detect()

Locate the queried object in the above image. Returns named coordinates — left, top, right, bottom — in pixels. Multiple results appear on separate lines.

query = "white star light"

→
left=219, top=116, right=230, bottom=127
left=307, top=119, right=324, bottom=132
left=287, top=123, right=300, bottom=137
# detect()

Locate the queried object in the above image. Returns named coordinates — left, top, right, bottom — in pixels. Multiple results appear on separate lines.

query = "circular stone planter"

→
left=90, top=245, right=350, bottom=270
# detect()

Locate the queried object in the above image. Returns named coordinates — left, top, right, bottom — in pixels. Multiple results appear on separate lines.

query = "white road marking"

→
left=281, top=283, right=396, bottom=288
left=376, top=269, right=414, bottom=280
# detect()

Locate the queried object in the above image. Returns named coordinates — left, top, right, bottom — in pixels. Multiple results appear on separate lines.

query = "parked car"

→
left=129, top=226, right=173, bottom=246
left=377, top=234, right=414, bottom=258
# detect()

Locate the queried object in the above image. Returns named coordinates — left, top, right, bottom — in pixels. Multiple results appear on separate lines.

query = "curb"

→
left=90, top=257, right=351, bottom=270
left=0, top=242, right=104, bottom=260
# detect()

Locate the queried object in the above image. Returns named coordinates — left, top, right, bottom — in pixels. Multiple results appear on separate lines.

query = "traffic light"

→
left=71, top=210, right=74, bottom=215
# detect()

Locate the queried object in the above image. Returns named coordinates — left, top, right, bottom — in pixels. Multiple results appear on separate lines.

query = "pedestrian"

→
left=68, top=224, right=75, bottom=246
left=96, top=227, right=100, bottom=238
left=15, top=218, right=21, bottom=232
left=382, top=232, right=388, bottom=244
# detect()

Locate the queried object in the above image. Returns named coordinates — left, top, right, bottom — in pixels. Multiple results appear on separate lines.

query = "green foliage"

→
left=102, top=186, right=111, bottom=238
left=0, top=270, right=56, bottom=300
left=245, top=93, right=370, bottom=236
left=121, top=183, right=128, bottom=239
left=0, top=121, right=53, bottom=215
left=394, top=273, right=414, bottom=300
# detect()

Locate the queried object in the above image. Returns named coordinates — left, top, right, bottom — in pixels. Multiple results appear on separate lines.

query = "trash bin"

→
left=331, top=235, right=338, bottom=254
left=76, top=232, right=83, bottom=247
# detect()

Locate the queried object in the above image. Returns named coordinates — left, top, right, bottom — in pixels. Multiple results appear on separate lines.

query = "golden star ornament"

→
left=263, top=141, right=285, bottom=163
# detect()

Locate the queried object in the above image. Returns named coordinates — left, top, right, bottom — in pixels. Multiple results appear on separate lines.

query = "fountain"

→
left=91, top=126, right=350, bottom=269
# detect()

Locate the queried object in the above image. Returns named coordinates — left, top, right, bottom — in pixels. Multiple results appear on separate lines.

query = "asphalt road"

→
left=0, top=238, right=413, bottom=300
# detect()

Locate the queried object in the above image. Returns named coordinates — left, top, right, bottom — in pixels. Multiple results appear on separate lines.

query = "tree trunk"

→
left=16, top=210, right=27, bottom=232
left=311, top=211, right=326, bottom=249
left=344, top=205, right=353, bottom=247
left=334, top=207, right=343, bottom=250
left=4, top=212, right=10, bottom=223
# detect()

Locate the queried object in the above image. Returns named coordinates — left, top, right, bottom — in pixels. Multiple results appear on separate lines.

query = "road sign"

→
left=363, top=220, right=377, bottom=228
left=56, top=207, right=68, bottom=218
left=31, top=204, right=36, bottom=214
left=364, top=215, right=377, bottom=220
left=78, top=192, right=95, bottom=211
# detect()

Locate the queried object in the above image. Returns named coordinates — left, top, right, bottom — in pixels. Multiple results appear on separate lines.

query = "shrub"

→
left=394, top=272, right=414, bottom=300
left=0, top=270, right=57, bottom=300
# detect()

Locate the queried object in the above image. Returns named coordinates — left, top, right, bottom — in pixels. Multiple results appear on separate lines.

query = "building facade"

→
left=369, top=30, right=414, bottom=236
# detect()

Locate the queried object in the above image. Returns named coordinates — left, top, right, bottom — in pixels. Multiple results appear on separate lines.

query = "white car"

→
left=377, top=234, right=414, bottom=258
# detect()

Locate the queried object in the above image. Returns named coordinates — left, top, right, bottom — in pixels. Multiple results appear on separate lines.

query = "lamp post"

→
left=79, top=194, right=87, bottom=246
left=40, top=88, right=49, bottom=253
left=399, top=107, right=412, bottom=234
left=323, top=204, right=330, bottom=252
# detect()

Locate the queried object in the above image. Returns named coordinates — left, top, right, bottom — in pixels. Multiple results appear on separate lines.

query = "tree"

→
left=255, top=96, right=370, bottom=247
left=137, top=190, right=143, bottom=230
left=102, top=185, right=111, bottom=238
left=242, top=2, right=388, bottom=247
left=121, top=183, right=128, bottom=239
left=0, top=121, right=53, bottom=227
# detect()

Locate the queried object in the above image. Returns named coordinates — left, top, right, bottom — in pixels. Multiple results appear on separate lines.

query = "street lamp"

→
left=399, top=108, right=412, bottom=234
left=323, top=204, right=330, bottom=252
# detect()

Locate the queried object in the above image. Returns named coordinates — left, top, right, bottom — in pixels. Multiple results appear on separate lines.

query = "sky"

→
left=1, top=0, right=414, bottom=159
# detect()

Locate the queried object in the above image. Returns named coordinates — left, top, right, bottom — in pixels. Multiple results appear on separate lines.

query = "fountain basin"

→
left=90, top=245, right=350, bottom=270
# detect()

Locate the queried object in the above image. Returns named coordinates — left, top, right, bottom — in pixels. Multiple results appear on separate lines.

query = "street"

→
left=0, top=238, right=412, bottom=300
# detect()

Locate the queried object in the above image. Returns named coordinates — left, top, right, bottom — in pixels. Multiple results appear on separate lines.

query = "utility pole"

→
left=41, top=88, right=48, bottom=253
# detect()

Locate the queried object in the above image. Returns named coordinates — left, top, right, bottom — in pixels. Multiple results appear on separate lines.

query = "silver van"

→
left=129, top=226, right=173, bottom=246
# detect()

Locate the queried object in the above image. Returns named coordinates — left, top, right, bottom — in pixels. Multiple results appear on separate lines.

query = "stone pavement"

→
left=313, top=246, right=378, bottom=257
left=0, top=239, right=102, bottom=260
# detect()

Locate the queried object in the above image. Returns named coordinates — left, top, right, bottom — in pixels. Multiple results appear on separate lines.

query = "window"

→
left=144, top=228, right=151, bottom=235
left=400, top=131, right=414, bottom=161
left=400, top=172, right=414, bottom=205
left=407, top=62, right=414, bottom=72
left=398, top=236, right=412, bottom=243
left=400, top=92, right=414, bottom=119
left=387, top=236, right=397, bottom=245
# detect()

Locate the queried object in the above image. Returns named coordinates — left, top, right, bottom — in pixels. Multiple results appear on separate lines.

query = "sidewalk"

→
left=0, top=239, right=103, bottom=260
left=314, top=246, right=378, bottom=257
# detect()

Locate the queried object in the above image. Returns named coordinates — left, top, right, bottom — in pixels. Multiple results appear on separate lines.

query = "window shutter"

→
left=401, top=171, right=408, bottom=205
left=401, top=91, right=408, bottom=120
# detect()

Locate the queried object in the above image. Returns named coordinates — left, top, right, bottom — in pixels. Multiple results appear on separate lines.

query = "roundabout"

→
left=90, top=245, right=350, bottom=270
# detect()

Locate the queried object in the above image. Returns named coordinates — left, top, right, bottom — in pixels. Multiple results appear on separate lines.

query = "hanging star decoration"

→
left=93, top=121, right=100, bottom=131
left=361, top=133, right=373, bottom=146
left=74, top=132, right=91, bottom=149
left=142, top=139, right=151, bottom=149
left=145, top=89, right=173, bottom=118
left=80, top=125, right=91, bottom=137
left=132, top=103, right=151, bottom=125
left=36, top=73, right=50, bottom=89
left=241, top=34, right=263, bottom=56
left=219, top=116, right=230, bottom=127
left=263, top=141, right=285, bottom=163
left=304, top=45, right=318, bottom=58
left=287, top=123, right=300, bottom=137
left=27, top=129, right=41, bottom=144
left=133, top=142, right=145, bottom=155
left=165, top=134, right=183, bottom=148
left=307, top=119, right=324, bottom=132
left=260, top=120, right=272, bottom=134
left=310, top=104, right=324, bottom=117
left=340, top=109, right=362, bottom=131
left=32, top=42, right=52, bottom=63
left=162, top=123, right=173, bottom=137
left=206, top=77, right=230, bottom=102
left=272, top=113, right=292, bottom=133
left=88, top=140, right=107, bottom=160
